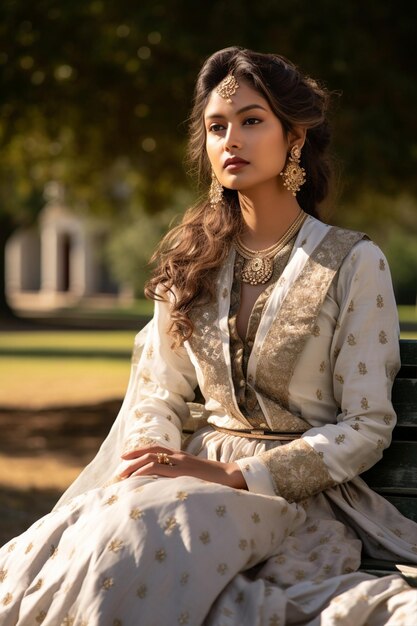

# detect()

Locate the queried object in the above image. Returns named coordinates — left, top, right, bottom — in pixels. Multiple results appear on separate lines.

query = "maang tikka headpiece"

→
left=215, top=74, right=240, bottom=103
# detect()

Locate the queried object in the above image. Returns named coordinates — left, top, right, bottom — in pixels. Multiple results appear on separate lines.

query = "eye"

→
left=243, top=117, right=261, bottom=126
left=208, top=123, right=225, bottom=133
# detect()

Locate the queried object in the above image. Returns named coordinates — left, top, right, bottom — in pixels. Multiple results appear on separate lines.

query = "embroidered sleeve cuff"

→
left=259, top=438, right=335, bottom=502
left=235, top=456, right=276, bottom=496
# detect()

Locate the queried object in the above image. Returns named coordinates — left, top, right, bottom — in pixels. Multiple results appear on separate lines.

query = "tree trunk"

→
left=0, top=215, right=17, bottom=320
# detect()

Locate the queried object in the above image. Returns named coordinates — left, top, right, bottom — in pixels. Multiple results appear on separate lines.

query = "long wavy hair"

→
left=145, top=47, right=333, bottom=345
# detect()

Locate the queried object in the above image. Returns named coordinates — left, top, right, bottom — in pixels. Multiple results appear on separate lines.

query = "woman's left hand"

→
left=116, top=445, right=247, bottom=490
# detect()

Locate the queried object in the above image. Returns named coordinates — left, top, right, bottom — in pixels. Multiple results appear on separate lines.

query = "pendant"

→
left=241, top=257, right=274, bottom=285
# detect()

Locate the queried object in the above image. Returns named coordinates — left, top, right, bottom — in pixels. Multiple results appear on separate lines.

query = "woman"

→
left=1, top=47, right=416, bottom=625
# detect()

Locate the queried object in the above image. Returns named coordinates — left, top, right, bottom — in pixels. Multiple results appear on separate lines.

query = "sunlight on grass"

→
left=0, top=357, right=131, bottom=408
left=0, top=330, right=137, bottom=351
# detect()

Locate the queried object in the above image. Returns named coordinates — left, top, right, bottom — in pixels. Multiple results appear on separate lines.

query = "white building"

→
left=5, top=183, right=129, bottom=312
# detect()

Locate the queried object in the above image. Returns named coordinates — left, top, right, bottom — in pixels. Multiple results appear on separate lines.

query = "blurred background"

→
left=0, top=0, right=416, bottom=542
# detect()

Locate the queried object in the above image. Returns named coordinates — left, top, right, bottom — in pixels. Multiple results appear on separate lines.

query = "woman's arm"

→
left=236, top=240, right=400, bottom=501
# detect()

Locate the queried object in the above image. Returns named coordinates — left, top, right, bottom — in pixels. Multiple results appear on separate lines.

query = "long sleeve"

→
left=241, top=240, right=400, bottom=502
left=122, top=295, right=198, bottom=455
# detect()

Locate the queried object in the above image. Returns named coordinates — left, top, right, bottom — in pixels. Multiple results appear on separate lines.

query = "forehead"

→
left=204, top=80, right=271, bottom=118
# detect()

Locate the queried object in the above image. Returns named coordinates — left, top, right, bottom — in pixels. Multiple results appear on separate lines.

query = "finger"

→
left=121, top=444, right=174, bottom=460
left=119, top=452, right=176, bottom=478
left=131, top=461, right=177, bottom=479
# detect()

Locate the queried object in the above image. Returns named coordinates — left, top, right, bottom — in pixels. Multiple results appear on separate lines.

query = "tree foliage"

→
left=1, top=0, right=416, bottom=304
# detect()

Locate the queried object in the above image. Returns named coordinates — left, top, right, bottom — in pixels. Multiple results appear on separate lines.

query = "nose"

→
left=224, top=123, right=242, bottom=152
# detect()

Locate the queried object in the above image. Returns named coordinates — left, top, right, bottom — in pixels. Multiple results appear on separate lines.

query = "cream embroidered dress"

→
left=1, top=216, right=417, bottom=625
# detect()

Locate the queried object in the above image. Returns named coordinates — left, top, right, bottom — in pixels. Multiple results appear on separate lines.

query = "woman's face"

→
left=204, top=79, right=290, bottom=192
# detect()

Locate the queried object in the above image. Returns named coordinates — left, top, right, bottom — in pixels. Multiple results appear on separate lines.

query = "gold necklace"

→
left=235, top=211, right=307, bottom=285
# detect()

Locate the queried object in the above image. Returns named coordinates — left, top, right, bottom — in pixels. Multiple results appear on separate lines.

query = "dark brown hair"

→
left=146, top=47, right=332, bottom=344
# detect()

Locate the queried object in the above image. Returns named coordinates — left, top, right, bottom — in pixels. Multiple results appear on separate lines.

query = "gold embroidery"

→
left=105, top=495, right=118, bottom=506
left=235, top=592, right=245, bottom=604
left=155, top=548, right=166, bottom=562
left=347, top=334, right=356, bottom=346
left=295, top=570, right=306, bottom=580
left=222, top=288, right=228, bottom=298
left=50, top=545, right=58, bottom=559
left=199, top=531, right=211, bottom=544
left=217, top=563, right=228, bottom=575
left=176, top=491, right=188, bottom=501
left=275, top=554, right=286, bottom=564
left=25, top=542, right=33, bottom=554
left=163, top=516, right=177, bottom=533
left=358, top=362, right=368, bottom=375
left=0, top=569, right=6, bottom=583
left=180, top=572, right=189, bottom=585
left=351, top=423, right=360, bottom=431
left=7, top=542, right=16, bottom=552
left=309, top=552, right=318, bottom=562
left=251, top=512, right=261, bottom=523
left=62, top=617, right=75, bottom=626
left=146, top=346, right=154, bottom=359
left=376, top=439, right=384, bottom=449
left=361, top=397, right=369, bottom=410
left=335, top=374, right=344, bottom=384
left=269, top=614, right=281, bottom=626
left=130, top=507, right=143, bottom=520
left=379, top=259, right=385, bottom=270
left=335, top=434, right=345, bottom=444
left=261, top=438, right=335, bottom=501
left=137, top=584, right=147, bottom=598
left=108, top=540, right=124, bottom=553
left=36, top=611, right=47, bottom=623
left=34, top=578, right=43, bottom=591
left=306, top=524, right=318, bottom=533
left=216, top=505, right=227, bottom=517
left=383, top=414, right=393, bottom=425
left=347, top=300, right=354, bottom=312
left=379, top=330, right=388, bottom=344
left=163, top=433, right=170, bottom=441
left=319, top=361, right=326, bottom=372
left=239, top=539, right=248, bottom=550
left=1, top=592, right=12, bottom=606
left=102, top=578, right=114, bottom=590
left=316, top=389, right=323, bottom=400
left=333, top=346, right=341, bottom=359
left=376, top=294, right=384, bottom=308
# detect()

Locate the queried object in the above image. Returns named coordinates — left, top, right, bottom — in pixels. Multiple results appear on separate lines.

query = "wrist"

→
left=227, top=463, right=248, bottom=490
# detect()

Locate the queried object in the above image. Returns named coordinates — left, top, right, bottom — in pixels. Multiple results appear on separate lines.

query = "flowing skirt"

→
left=1, top=428, right=416, bottom=625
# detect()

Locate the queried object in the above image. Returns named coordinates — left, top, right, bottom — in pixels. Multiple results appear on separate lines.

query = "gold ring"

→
left=157, top=452, right=173, bottom=466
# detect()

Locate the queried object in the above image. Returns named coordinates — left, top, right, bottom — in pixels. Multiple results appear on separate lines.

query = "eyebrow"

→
left=205, top=103, right=268, bottom=120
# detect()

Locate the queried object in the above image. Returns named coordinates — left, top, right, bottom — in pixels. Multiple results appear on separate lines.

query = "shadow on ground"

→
left=0, top=399, right=121, bottom=546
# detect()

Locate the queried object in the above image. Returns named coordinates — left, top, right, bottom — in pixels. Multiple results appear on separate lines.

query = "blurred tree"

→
left=0, top=0, right=416, bottom=312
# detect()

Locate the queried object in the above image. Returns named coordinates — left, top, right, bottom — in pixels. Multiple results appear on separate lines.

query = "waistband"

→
left=211, top=424, right=303, bottom=441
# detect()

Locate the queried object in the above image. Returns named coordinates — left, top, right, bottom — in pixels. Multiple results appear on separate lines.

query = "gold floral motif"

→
left=176, top=491, right=188, bottom=501
left=376, top=294, right=384, bottom=308
left=216, top=505, right=227, bottom=517
left=146, top=346, right=154, bottom=359
left=275, top=554, right=286, bottom=564
left=391, top=527, right=403, bottom=537
left=347, top=300, right=355, bottom=313
left=25, top=542, right=33, bottom=554
left=235, top=592, right=245, bottom=604
left=335, top=374, right=344, bottom=384
left=379, top=330, right=388, bottom=344
left=351, top=423, right=360, bottom=431
left=7, top=542, right=16, bottom=552
left=319, top=361, right=326, bottom=372
left=238, top=539, right=248, bottom=550
left=295, top=570, right=306, bottom=580
left=335, top=434, right=345, bottom=444
left=36, top=611, right=47, bottom=623
left=217, top=563, right=228, bottom=575
left=130, top=507, right=143, bottom=520
left=306, top=524, right=318, bottom=533
left=1, top=592, right=12, bottom=606
left=163, top=433, right=170, bottom=442
left=222, top=288, right=228, bottom=298
left=376, top=439, right=384, bottom=449
left=62, top=616, right=75, bottom=626
left=333, top=346, right=341, bottom=359
left=309, top=552, right=318, bottom=562
left=178, top=612, right=190, bottom=625
left=319, top=535, right=330, bottom=545
left=180, top=572, right=189, bottom=585
left=332, top=547, right=341, bottom=554
left=379, top=258, right=386, bottom=270
left=261, top=438, right=335, bottom=501
left=34, top=578, right=43, bottom=591
left=163, top=516, right=177, bottom=533
left=222, top=607, right=234, bottom=617
left=0, top=569, right=6, bottom=583
left=102, top=577, right=114, bottom=590
left=139, top=368, right=152, bottom=384
left=155, top=548, right=166, bottom=562
left=347, top=334, right=356, bottom=346
left=108, top=539, right=124, bottom=553
left=137, top=584, right=147, bottom=598
left=199, top=531, right=210, bottom=544
left=383, top=414, right=393, bottom=425
left=105, top=495, right=118, bottom=506
left=316, top=389, right=323, bottom=400
left=269, top=615, right=280, bottom=626
left=358, top=362, right=368, bottom=375
left=251, top=512, right=261, bottom=523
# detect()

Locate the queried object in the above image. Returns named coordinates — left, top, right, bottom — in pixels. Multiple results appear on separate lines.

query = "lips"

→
left=223, top=157, right=249, bottom=169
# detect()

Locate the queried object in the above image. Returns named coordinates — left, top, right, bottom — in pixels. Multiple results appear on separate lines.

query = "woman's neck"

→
left=238, top=185, right=302, bottom=249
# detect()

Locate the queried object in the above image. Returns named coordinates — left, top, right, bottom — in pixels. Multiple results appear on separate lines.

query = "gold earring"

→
left=280, top=145, right=306, bottom=196
left=209, top=170, right=224, bottom=209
